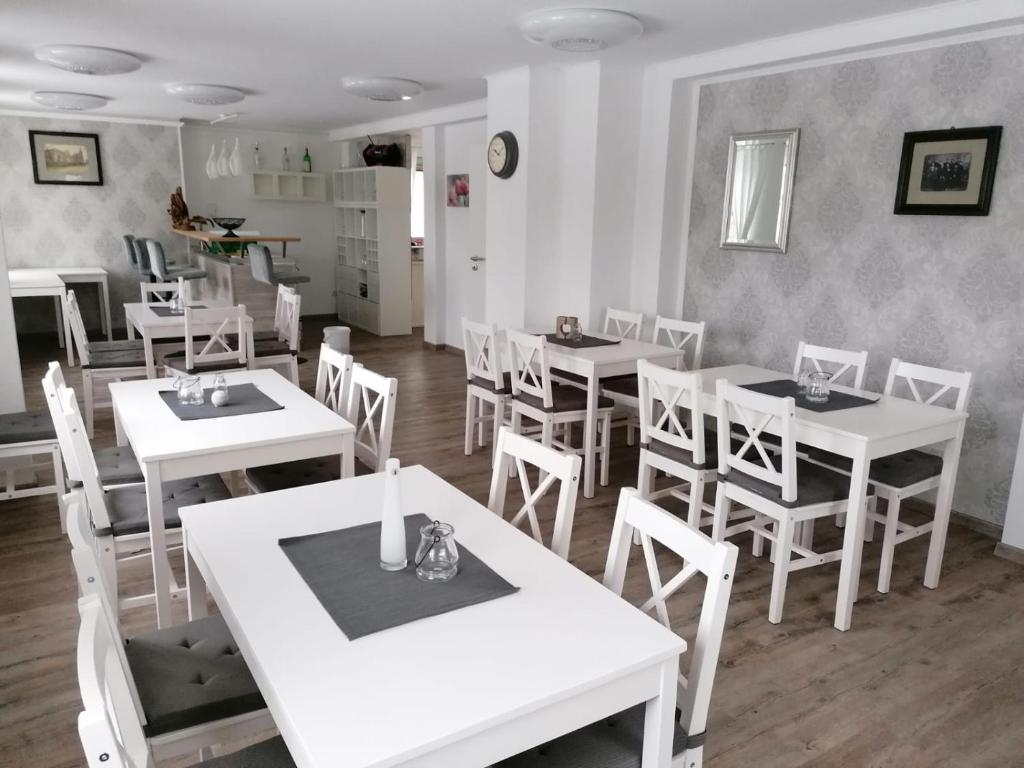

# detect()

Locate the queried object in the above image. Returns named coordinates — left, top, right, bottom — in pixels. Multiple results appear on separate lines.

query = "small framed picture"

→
left=894, top=126, right=1001, bottom=216
left=447, top=174, right=469, bottom=207
left=28, top=130, right=104, bottom=186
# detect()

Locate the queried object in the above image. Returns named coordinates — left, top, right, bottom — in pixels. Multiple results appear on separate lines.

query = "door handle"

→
left=469, top=255, right=485, bottom=262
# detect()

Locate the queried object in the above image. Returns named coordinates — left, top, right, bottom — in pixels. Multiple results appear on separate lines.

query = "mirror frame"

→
left=719, top=128, right=800, bottom=254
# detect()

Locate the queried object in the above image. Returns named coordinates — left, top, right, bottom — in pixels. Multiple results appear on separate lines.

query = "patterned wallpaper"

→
left=0, top=117, right=183, bottom=333
left=684, top=36, right=1024, bottom=525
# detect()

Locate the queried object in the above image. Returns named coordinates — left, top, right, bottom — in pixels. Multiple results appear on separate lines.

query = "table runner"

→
left=158, top=383, right=283, bottom=420
left=740, top=379, right=879, bottom=412
left=543, top=333, right=621, bottom=349
left=279, top=513, right=519, bottom=640
left=150, top=304, right=206, bottom=317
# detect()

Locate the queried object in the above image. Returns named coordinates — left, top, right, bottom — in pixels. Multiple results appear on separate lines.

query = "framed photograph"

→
left=447, top=174, right=469, bottom=207
left=28, top=130, right=104, bottom=186
left=894, top=126, right=1001, bottom=215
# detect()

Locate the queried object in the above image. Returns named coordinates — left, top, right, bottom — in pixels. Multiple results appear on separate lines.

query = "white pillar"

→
left=421, top=126, right=446, bottom=347
left=998, top=415, right=1024, bottom=560
left=0, top=211, right=25, bottom=413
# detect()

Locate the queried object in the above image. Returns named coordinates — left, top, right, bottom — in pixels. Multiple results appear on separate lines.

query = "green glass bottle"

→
left=302, top=147, right=312, bottom=173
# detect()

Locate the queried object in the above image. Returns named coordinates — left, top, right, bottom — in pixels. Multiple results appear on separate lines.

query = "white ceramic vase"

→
left=228, top=137, right=242, bottom=176
left=205, top=144, right=219, bottom=179
left=216, top=140, right=230, bottom=177
left=379, top=458, right=407, bottom=571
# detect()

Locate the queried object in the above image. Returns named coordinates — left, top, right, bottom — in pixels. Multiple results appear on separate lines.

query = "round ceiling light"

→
left=341, top=76, right=424, bottom=102
left=164, top=83, right=246, bottom=106
left=31, top=91, right=109, bottom=111
left=520, top=8, right=643, bottom=52
left=34, top=45, right=141, bottom=75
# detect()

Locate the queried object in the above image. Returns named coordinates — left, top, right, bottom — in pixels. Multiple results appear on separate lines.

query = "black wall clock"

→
left=487, top=131, right=518, bottom=179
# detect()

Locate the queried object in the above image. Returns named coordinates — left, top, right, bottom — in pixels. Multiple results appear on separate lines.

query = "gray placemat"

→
left=543, top=333, right=621, bottom=349
left=150, top=304, right=206, bottom=317
left=741, top=379, right=879, bottom=412
left=157, top=383, right=283, bottom=420
left=279, top=513, right=519, bottom=640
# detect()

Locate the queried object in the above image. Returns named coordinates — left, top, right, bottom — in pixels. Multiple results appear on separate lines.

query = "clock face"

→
left=487, top=131, right=518, bottom=178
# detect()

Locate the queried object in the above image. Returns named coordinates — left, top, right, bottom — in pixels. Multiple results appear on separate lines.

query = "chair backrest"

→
left=603, top=489, right=738, bottom=748
left=652, top=317, right=707, bottom=371
left=461, top=318, right=505, bottom=389
left=347, top=363, right=398, bottom=472
left=65, top=289, right=92, bottom=365
left=132, top=237, right=151, bottom=275
left=604, top=307, right=644, bottom=340
left=184, top=304, right=249, bottom=370
left=273, top=284, right=297, bottom=336
left=277, top=286, right=301, bottom=351
left=637, top=360, right=708, bottom=466
left=58, top=387, right=116, bottom=532
left=793, top=341, right=868, bottom=388
left=885, top=358, right=973, bottom=412
left=76, top=595, right=149, bottom=768
left=314, top=344, right=353, bottom=415
left=487, top=427, right=581, bottom=560
left=248, top=244, right=276, bottom=285
left=123, top=235, right=137, bottom=270
left=42, top=362, right=80, bottom=479
left=715, top=378, right=797, bottom=503
left=145, top=239, right=170, bottom=281
left=139, top=280, right=181, bottom=304
left=507, top=330, right=553, bottom=409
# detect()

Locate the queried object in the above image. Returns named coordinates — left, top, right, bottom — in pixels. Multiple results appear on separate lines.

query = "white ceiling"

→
left=0, top=0, right=957, bottom=133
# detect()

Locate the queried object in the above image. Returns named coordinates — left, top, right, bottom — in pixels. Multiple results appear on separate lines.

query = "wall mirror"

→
left=720, top=128, right=800, bottom=253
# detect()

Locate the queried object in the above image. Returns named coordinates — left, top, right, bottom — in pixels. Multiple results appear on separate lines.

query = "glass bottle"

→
left=302, top=147, right=312, bottom=173
left=282, top=147, right=291, bottom=171
left=253, top=143, right=261, bottom=170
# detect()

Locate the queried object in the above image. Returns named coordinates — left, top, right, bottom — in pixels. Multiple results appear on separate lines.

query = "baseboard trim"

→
left=994, top=542, right=1024, bottom=566
left=901, top=498, right=1001, bottom=540
left=423, top=341, right=447, bottom=352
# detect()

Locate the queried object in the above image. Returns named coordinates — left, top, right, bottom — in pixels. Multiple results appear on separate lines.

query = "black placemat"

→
left=149, top=304, right=206, bottom=317
left=279, top=513, right=519, bottom=640
left=157, top=383, right=283, bottom=420
left=740, top=379, right=879, bottom=413
left=543, top=333, right=621, bottom=349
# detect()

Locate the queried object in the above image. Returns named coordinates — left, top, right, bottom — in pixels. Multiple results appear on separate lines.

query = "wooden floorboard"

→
left=2, top=319, right=1022, bottom=767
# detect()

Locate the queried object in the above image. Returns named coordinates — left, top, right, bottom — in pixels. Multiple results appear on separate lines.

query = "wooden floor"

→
left=3, top=320, right=1023, bottom=767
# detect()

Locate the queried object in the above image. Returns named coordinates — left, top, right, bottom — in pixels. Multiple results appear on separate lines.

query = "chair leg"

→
left=768, top=516, right=795, bottom=624
left=84, top=375, right=96, bottom=439
left=863, top=495, right=876, bottom=542
left=711, top=485, right=731, bottom=543
left=463, top=389, right=475, bottom=456
left=637, top=454, right=655, bottom=499
left=626, top=423, right=636, bottom=446
left=509, top=409, right=522, bottom=478
left=799, top=519, right=814, bottom=550
left=288, top=357, right=300, bottom=386
left=877, top=494, right=902, bottom=594
left=600, top=413, right=611, bottom=488
left=687, top=478, right=705, bottom=529
left=53, top=448, right=67, bottom=534
left=752, top=515, right=765, bottom=558
left=477, top=398, right=486, bottom=447
left=491, top=399, right=503, bottom=462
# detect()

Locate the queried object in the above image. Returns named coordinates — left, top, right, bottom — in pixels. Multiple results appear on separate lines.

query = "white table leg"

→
left=834, top=442, right=871, bottom=631
left=185, top=529, right=208, bottom=620
left=114, top=404, right=127, bottom=447
left=53, top=295, right=65, bottom=349
left=582, top=370, right=598, bottom=499
left=144, top=463, right=173, bottom=628
left=144, top=332, right=157, bottom=379
left=641, top=658, right=679, bottom=767
left=341, top=433, right=355, bottom=478
left=100, top=277, right=113, bottom=341
left=126, top=316, right=136, bottom=340
left=924, top=426, right=965, bottom=589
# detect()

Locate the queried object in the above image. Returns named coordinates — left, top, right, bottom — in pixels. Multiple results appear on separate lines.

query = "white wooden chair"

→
left=603, top=316, right=708, bottom=445
left=462, top=318, right=512, bottom=457
left=163, top=305, right=251, bottom=376
left=497, top=488, right=738, bottom=768
left=58, top=386, right=231, bottom=615
left=507, top=330, right=613, bottom=488
left=711, top=379, right=860, bottom=623
left=249, top=286, right=301, bottom=385
left=793, top=340, right=869, bottom=388
left=808, top=359, right=973, bottom=593
left=75, top=591, right=287, bottom=768
left=0, top=385, right=64, bottom=521
left=66, top=290, right=148, bottom=437
left=139, top=278, right=183, bottom=304
left=487, top=427, right=581, bottom=560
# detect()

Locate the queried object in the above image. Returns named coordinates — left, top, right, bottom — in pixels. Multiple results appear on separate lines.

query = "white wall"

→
left=180, top=125, right=336, bottom=315
left=0, top=211, right=25, bottom=413
left=1002, top=417, right=1024, bottom=550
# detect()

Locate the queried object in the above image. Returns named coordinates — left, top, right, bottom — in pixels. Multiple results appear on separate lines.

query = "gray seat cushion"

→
left=246, top=457, right=372, bottom=494
left=721, top=455, right=866, bottom=509
left=273, top=272, right=311, bottom=285
left=166, top=266, right=208, bottom=280
left=163, top=349, right=247, bottom=374
left=253, top=339, right=295, bottom=357
left=89, top=339, right=146, bottom=354
left=125, top=613, right=264, bottom=738
left=94, top=445, right=144, bottom=485
left=553, top=369, right=636, bottom=387
left=470, top=372, right=513, bottom=393
left=514, top=384, right=615, bottom=413
left=496, top=704, right=690, bottom=768
left=602, top=376, right=639, bottom=398
left=0, top=411, right=57, bottom=444
left=195, top=736, right=296, bottom=768
left=96, top=475, right=231, bottom=537
left=807, top=447, right=943, bottom=490
left=83, top=348, right=148, bottom=370
left=645, top=429, right=718, bottom=470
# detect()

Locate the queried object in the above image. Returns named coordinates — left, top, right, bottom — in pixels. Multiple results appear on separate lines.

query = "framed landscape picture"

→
left=894, top=126, right=1001, bottom=215
left=28, top=130, right=104, bottom=185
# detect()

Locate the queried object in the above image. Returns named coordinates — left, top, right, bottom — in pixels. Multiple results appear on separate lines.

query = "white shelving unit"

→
left=333, top=167, right=411, bottom=336
left=251, top=171, right=326, bottom=202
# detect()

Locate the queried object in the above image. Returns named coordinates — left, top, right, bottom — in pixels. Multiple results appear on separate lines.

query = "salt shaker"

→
left=379, top=459, right=407, bottom=571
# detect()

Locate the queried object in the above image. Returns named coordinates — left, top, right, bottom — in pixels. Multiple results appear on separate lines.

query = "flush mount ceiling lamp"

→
left=519, top=8, right=643, bottom=52
left=164, top=83, right=245, bottom=106
left=34, top=45, right=142, bottom=75
left=31, top=91, right=108, bottom=111
left=341, top=76, right=423, bottom=102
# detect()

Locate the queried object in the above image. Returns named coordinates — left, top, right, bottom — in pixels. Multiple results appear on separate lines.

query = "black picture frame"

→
left=28, top=130, right=104, bottom=186
left=893, top=126, right=1001, bottom=216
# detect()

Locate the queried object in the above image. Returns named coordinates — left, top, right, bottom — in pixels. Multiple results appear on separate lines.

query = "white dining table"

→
left=697, top=364, right=967, bottom=631
left=123, top=299, right=235, bottom=378
left=8, top=267, right=112, bottom=365
left=523, top=331, right=682, bottom=499
left=181, top=465, right=686, bottom=768
left=110, top=369, right=356, bottom=628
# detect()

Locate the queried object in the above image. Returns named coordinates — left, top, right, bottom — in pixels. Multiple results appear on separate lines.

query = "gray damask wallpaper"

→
left=0, top=116, right=183, bottom=333
left=684, top=36, right=1024, bottom=525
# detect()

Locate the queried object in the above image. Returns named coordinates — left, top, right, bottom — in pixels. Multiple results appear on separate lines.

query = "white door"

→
left=444, top=143, right=487, bottom=343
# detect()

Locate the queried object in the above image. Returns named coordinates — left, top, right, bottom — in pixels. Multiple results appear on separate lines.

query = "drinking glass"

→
left=797, top=368, right=812, bottom=394
left=168, top=293, right=185, bottom=315
left=805, top=371, right=831, bottom=403
left=414, top=521, right=459, bottom=582
left=173, top=375, right=205, bottom=405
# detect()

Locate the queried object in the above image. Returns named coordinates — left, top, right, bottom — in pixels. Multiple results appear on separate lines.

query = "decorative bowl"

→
left=209, top=217, right=246, bottom=237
